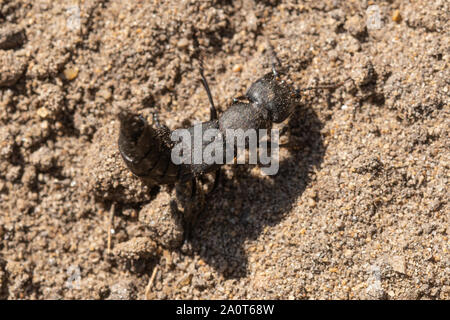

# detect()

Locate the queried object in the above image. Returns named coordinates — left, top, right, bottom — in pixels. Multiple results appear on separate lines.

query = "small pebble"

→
left=36, top=107, right=49, bottom=118
left=390, top=256, right=406, bottom=274
left=392, top=10, right=402, bottom=23
left=257, top=43, right=266, bottom=53
left=232, top=64, right=243, bottom=72
left=344, top=249, right=353, bottom=259
left=178, top=274, right=193, bottom=288
left=177, top=38, right=189, bottom=48
left=63, top=67, right=79, bottom=81
left=97, top=89, right=112, bottom=100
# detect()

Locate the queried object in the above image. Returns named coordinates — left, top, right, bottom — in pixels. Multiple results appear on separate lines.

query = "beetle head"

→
left=246, top=72, right=298, bottom=123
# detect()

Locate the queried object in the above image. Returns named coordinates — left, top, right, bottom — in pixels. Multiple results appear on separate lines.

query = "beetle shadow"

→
left=188, top=103, right=326, bottom=279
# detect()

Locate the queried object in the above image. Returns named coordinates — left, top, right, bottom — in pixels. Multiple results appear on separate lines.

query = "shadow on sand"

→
left=188, top=102, right=326, bottom=279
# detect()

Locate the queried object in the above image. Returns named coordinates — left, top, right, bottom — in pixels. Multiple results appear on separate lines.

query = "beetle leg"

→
left=183, top=178, right=205, bottom=244
left=210, top=168, right=221, bottom=193
left=190, top=178, right=196, bottom=199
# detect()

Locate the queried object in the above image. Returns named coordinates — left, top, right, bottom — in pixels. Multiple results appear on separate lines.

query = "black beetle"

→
left=118, top=47, right=303, bottom=189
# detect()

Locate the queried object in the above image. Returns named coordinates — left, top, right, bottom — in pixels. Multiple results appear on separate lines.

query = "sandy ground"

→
left=0, top=0, right=448, bottom=299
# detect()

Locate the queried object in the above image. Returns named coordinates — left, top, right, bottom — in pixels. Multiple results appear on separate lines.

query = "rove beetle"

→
left=118, top=44, right=302, bottom=192
left=114, top=44, right=344, bottom=250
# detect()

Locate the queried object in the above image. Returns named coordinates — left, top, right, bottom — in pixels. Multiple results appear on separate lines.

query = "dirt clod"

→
left=139, top=190, right=184, bottom=250
left=112, top=237, right=158, bottom=261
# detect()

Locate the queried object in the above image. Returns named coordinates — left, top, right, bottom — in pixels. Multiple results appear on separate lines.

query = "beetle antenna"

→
left=296, top=77, right=352, bottom=95
left=265, top=39, right=281, bottom=77
left=198, top=59, right=218, bottom=121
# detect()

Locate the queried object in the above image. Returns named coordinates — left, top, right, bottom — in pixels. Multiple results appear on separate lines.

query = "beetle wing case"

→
left=246, top=73, right=296, bottom=123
